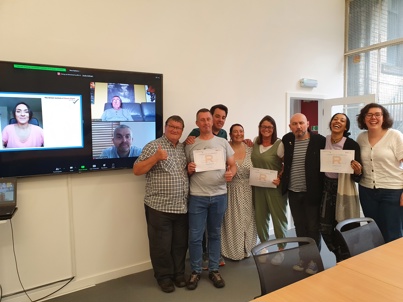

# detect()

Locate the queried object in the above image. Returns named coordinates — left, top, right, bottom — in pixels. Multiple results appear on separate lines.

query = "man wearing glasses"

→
left=133, top=116, right=189, bottom=293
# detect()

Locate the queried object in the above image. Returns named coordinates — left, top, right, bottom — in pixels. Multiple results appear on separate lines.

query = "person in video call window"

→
left=101, top=96, right=134, bottom=121
left=2, top=102, right=44, bottom=148
left=99, top=125, right=142, bottom=158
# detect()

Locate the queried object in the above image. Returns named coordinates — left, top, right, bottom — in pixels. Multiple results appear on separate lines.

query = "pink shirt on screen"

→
left=2, top=124, right=44, bottom=148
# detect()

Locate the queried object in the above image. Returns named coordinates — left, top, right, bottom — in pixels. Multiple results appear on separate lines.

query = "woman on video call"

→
left=2, top=102, right=44, bottom=148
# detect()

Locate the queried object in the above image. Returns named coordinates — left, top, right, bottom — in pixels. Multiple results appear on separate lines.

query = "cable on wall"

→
left=7, top=219, right=75, bottom=302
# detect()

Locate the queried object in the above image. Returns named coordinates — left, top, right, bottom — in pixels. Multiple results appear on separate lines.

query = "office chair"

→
left=251, top=237, right=324, bottom=297
left=140, top=102, right=156, bottom=122
left=9, top=117, right=40, bottom=126
left=335, top=217, right=384, bottom=258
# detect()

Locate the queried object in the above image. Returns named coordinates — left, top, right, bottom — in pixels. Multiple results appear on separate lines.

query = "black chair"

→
left=251, top=237, right=324, bottom=297
left=140, top=102, right=155, bottom=122
left=335, top=217, right=384, bottom=258
left=9, top=117, right=40, bottom=126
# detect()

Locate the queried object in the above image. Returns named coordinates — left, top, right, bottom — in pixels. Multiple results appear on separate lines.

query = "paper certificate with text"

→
left=249, top=167, right=277, bottom=188
left=320, top=149, right=354, bottom=174
left=193, top=148, right=226, bottom=172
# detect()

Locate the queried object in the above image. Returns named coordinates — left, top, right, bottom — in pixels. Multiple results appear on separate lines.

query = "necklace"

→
left=331, top=136, right=343, bottom=144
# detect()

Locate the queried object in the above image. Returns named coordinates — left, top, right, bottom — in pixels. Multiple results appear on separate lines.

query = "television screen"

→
left=0, top=61, right=163, bottom=177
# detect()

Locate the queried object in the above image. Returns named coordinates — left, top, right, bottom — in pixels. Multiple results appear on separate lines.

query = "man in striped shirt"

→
left=282, top=113, right=325, bottom=275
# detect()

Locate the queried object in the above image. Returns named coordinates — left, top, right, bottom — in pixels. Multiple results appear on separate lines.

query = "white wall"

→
left=0, top=0, right=345, bottom=300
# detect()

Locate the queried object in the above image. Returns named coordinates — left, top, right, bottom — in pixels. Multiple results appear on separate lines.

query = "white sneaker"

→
left=305, top=260, right=318, bottom=275
left=259, top=247, right=268, bottom=254
left=258, top=247, right=268, bottom=263
left=292, top=259, right=305, bottom=272
left=270, top=252, right=285, bottom=265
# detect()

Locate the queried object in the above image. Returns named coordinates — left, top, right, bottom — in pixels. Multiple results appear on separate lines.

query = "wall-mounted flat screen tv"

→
left=0, top=61, right=163, bottom=177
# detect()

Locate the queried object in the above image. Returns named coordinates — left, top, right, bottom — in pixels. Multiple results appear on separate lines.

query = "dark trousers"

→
left=288, top=190, right=321, bottom=251
left=145, top=205, right=188, bottom=282
left=319, top=177, right=354, bottom=261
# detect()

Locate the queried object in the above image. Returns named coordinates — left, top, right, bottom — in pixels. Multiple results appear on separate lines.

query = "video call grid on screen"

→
left=0, top=60, right=163, bottom=177
left=0, top=92, right=83, bottom=151
left=90, top=80, right=156, bottom=159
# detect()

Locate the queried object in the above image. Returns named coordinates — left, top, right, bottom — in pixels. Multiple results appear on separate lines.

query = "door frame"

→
left=286, top=92, right=326, bottom=134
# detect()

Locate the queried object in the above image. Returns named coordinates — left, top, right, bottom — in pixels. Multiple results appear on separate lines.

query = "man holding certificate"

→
left=186, top=104, right=228, bottom=269
left=185, top=108, right=236, bottom=290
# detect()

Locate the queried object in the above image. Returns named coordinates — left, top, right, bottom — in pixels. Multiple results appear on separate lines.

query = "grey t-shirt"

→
left=185, top=136, right=234, bottom=196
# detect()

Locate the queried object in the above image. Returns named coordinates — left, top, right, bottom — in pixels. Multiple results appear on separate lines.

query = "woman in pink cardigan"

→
left=2, top=102, right=44, bottom=148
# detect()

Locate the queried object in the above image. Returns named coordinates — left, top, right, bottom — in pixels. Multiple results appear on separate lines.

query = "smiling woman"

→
left=356, top=103, right=403, bottom=243
left=319, top=113, right=362, bottom=262
left=221, top=123, right=257, bottom=261
left=2, top=102, right=44, bottom=148
left=251, top=115, right=287, bottom=258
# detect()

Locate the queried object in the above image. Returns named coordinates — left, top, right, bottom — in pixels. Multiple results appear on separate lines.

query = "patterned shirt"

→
left=135, top=135, right=189, bottom=213
left=289, top=138, right=309, bottom=192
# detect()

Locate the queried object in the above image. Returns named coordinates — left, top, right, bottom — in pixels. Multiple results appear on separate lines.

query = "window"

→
left=346, top=0, right=403, bottom=132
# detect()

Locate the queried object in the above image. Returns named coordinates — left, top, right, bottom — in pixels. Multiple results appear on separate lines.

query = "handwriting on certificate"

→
left=193, top=148, right=225, bottom=172
left=249, top=167, right=277, bottom=188
left=320, top=149, right=354, bottom=174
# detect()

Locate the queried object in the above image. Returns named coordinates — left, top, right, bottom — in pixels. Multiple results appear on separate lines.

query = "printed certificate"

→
left=193, top=148, right=225, bottom=172
left=249, top=167, right=277, bottom=188
left=320, top=149, right=354, bottom=174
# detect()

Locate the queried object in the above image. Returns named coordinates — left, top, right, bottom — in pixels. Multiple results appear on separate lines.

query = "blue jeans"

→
left=359, top=185, right=403, bottom=243
left=188, top=194, right=227, bottom=273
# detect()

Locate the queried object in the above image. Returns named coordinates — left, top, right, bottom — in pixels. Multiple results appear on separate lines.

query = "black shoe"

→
left=158, top=279, right=175, bottom=293
left=208, top=271, right=225, bottom=288
left=186, top=272, right=200, bottom=290
left=174, top=275, right=187, bottom=288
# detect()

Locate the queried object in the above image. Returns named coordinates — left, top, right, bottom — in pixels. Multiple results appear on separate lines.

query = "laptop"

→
left=0, top=178, right=18, bottom=220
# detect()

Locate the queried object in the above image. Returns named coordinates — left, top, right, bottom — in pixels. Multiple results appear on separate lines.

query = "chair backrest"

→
left=335, top=217, right=384, bottom=258
left=103, top=103, right=144, bottom=121
left=251, top=237, right=324, bottom=297
left=9, top=117, right=40, bottom=126
left=140, top=102, right=155, bottom=122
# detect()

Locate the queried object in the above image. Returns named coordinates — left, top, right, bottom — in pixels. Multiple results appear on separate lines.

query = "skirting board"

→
left=4, top=261, right=152, bottom=302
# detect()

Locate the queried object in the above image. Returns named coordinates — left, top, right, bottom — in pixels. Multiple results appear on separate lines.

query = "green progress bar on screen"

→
left=14, top=64, right=67, bottom=72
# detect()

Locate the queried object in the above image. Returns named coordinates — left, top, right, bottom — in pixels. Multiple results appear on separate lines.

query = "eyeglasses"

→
left=167, top=124, right=183, bottom=131
left=365, top=112, right=383, bottom=119
left=260, top=125, right=274, bottom=130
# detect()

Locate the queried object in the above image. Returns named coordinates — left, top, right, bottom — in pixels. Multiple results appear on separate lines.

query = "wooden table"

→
left=338, top=237, right=403, bottom=290
left=252, top=238, right=403, bottom=302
